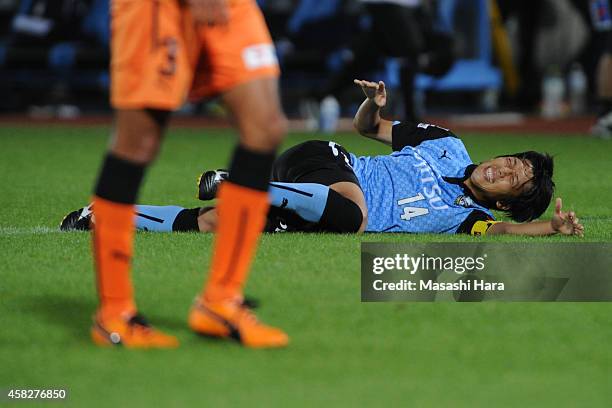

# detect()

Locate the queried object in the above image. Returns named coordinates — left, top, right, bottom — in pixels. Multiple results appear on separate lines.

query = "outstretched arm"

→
left=487, top=198, right=584, bottom=237
left=353, top=79, right=394, bottom=145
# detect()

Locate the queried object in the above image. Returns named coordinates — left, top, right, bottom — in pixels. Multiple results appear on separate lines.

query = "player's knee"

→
left=112, top=132, right=162, bottom=164
left=339, top=199, right=364, bottom=233
left=327, top=182, right=367, bottom=232
left=241, top=110, right=288, bottom=151
left=137, top=134, right=163, bottom=161
left=262, top=112, right=288, bottom=148
left=358, top=209, right=368, bottom=233
left=320, top=190, right=364, bottom=233
left=112, top=110, right=165, bottom=164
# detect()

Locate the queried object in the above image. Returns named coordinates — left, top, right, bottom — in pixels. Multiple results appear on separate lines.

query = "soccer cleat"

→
left=59, top=204, right=93, bottom=231
left=197, top=169, right=229, bottom=201
left=91, top=313, right=179, bottom=349
left=591, top=112, right=612, bottom=139
left=188, top=297, right=289, bottom=348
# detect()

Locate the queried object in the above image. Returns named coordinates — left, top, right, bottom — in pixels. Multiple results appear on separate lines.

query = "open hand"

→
left=354, top=79, right=387, bottom=108
left=188, top=0, right=229, bottom=26
left=551, top=198, right=584, bottom=237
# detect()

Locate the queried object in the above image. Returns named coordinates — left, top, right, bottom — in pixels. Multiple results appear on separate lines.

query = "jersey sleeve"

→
left=456, top=210, right=500, bottom=236
left=391, top=121, right=457, bottom=151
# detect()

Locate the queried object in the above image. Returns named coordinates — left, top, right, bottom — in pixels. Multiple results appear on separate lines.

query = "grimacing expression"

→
left=470, top=156, right=535, bottom=200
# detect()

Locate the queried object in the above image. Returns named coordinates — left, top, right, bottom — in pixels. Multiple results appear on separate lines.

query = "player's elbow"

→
left=353, top=118, right=377, bottom=138
left=352, top=116, right=361, bottom=133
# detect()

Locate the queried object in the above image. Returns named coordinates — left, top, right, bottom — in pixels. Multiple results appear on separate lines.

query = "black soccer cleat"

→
left=59, top=205, right=93, bottom=231
left=197, top=169, right=229, bottom=201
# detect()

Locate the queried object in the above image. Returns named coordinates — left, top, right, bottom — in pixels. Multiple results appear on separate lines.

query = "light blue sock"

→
left=135, top=205, right=184, bottom=232
left=268, top=182, right=329, bottom=222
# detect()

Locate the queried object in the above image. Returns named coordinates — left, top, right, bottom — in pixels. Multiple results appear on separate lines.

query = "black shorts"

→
left=272, top=140, right=361, bottom=187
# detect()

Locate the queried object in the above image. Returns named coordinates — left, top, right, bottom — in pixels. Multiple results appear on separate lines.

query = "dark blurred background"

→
left=0, top=0, right=610, bottom=130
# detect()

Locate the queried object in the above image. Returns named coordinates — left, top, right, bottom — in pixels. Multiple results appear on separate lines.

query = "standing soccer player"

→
left=90, top=0, right=288, bottom=348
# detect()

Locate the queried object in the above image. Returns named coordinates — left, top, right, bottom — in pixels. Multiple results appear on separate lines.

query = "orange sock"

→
left=202, top=182, right=269, bottom=302
left=92, top=196, right=137, bottom=320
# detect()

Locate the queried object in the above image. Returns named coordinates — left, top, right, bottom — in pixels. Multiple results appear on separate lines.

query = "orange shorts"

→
left=111, top=0, right=279, bottom=110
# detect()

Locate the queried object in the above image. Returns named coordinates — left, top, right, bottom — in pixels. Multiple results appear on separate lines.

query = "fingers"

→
left=354, top=79, right=370, bottom=87
left=354, top=79, right=384, bottom=89
left=572, top=220, right=584, bottom=237
left=571, top=217, right=582, bottom=236
left=553, top=198, right=584, bottom=237
left=566, top=210, right=584, bottom=237
left=555, top=197, right=562, bottom=214
left=567, top=211, right=581, bottom=228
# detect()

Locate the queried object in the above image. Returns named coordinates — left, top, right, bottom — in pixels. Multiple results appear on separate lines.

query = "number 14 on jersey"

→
left=398, top=193, right=429, bottom=221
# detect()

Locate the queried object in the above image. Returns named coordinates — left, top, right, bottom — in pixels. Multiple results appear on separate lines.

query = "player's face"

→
left=470, top=156, right=534, bottom=200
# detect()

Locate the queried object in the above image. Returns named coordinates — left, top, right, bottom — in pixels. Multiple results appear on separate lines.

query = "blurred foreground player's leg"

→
left=187, top=0, right=289, bottom=348
left=89, top=0, right=201, bottom=348
left=91, top=116, right=180, bottom=349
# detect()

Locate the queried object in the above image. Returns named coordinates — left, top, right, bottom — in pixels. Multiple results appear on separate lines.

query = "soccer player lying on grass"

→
left=62, top=79, right=584, bottom=237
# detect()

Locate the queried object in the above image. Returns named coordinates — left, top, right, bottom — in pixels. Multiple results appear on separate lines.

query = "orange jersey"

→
left=111, top=0, right=279, bottom=110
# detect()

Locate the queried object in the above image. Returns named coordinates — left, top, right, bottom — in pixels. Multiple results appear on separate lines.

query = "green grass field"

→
left=1, top=125, right=611, bottom=407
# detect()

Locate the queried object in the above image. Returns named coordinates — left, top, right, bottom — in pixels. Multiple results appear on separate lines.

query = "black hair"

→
left=497, top=151, right=555, bottom=222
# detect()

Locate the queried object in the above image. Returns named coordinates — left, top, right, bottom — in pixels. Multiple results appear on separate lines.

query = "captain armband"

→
left=470, top=220, right=501, bottom=236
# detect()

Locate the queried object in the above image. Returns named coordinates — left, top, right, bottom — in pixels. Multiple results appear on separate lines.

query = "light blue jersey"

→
left=349, top=133, right=494, bottom=233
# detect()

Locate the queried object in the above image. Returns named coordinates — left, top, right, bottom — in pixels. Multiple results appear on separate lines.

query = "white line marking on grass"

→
left=0, top=226, right=62, bottom=236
